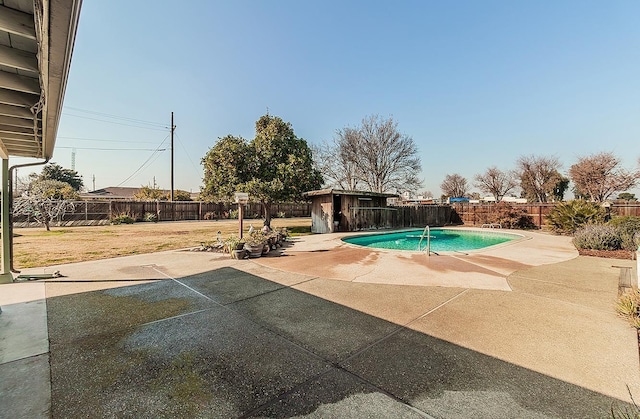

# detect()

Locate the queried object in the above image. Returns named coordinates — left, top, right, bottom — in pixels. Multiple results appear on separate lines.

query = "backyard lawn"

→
left=13, top=218, right=312, bottom=269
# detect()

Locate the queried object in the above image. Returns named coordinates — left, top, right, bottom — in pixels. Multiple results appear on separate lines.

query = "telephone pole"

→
left=170, top=112, right=175, bottom=202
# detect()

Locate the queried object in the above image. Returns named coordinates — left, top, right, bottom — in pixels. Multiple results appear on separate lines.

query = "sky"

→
left=14, top=0, right=640, bottom=197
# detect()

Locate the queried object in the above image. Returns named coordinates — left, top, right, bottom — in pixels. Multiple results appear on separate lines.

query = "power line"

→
left=63, top=106, right=167, bottom=127
left=175, top=132, right=202, bottom=177
left=57, top=146, right=167, bottom=151
left=57, top=136, right=157, bottom=144
left=116, top=135, right=170, bottom=187
left=63, top=113, right=170, bottom=131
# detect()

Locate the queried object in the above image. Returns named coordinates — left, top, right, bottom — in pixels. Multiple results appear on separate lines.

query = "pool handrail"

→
left=418, top=225, right=431, bottom=256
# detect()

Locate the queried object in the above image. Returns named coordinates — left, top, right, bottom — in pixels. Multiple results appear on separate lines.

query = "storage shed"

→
left=303, top=189, right=398, bottom=233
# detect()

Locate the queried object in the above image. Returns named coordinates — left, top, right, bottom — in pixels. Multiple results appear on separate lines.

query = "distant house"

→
left=80, top=187, right=199, bottom=201
left=80, top=187, right=144, bottom=200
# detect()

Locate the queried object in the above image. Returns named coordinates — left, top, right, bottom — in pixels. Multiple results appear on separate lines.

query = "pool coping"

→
left=252, top=227, right=579, bottom=292
left=339, top=226, right=529, bottom=256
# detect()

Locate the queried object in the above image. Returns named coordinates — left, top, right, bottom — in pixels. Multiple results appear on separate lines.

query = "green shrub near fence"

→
left=608, top=216, right=640, bottom=251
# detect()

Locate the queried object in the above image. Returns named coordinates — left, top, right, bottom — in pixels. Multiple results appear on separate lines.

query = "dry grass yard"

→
left=13, top=218, right=311, bottom=269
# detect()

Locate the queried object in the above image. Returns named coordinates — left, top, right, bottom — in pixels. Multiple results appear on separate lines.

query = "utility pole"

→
left=92, top=174, right=95, bottom=191
left=170, top=112, right=175, bottom=202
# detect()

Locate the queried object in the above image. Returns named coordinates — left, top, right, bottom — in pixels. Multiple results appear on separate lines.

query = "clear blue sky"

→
left=17, top=0, right=640, bottom=197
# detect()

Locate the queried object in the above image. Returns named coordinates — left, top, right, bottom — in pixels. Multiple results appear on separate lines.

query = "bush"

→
left=111, top=212, right=135, bottom=225
left=229, top=209, right=238, bottom=219
left=608, top=216, right=640, bottom=251
left=573, top=224, right=622, bottom=250
left=478, top=203, right=537, bottom=229
left=546, top=200, right=606, bottom=234
left=143, top=212, right=158, bottom=222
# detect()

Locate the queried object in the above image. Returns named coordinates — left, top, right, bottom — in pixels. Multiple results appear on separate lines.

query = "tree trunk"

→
left=262, top=201, right=272, bottom=227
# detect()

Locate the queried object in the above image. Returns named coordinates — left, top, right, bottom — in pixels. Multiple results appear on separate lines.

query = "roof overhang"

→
left=0, top=0, right=82, bottom=160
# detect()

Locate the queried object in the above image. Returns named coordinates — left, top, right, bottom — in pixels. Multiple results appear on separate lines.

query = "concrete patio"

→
left=1, top=229, right=639, bottom=417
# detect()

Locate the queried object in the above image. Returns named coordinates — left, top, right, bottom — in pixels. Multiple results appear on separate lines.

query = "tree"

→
left=516, top=155, right=563, bottom=202
left=440, top=173, right=468, bottom=198
left=167, top=190, right=192, bottom=201
left=617, top=192, right=637, bottom=202
left=552, top=176, right=570, bottom=202
left=316, top=115, right=421, bottom=194
left=201, top=114, right=323, bottom=227
left=31, top=163, right=84, bottom=191
left=133, top=185, right=166, bottom=201
left=313, top=133, right=360, bottom=190
left=474, top=167, right=518, bottom=202
left=13, top=180, right=77, bottom=231
left=201, top=135, right=252, bottom=201
left=569, top=152, right=640, bottom=202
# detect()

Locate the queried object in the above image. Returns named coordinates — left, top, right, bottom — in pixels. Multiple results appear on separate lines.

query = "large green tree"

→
left=30, top=163, right=84, bottom=191
left=201, top=115, right=323, bottom=226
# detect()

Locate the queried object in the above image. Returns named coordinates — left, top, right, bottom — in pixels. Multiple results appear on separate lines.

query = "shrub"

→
left=617, top=290, right=640, bottom=333
left=143, top=212, right=158, bottom=222
left=111, top=212, right=135, bottom=225
left=276, top=211, right=286, bottom=218
left=546, top=200, right=606, bottom=234
left=478, top=203, right=537, bottom=229
left=228, top=209, right=238, bottom=219
left=573, top=224, right=622, bottom=250
left=608, top=216, right=640, bottom=251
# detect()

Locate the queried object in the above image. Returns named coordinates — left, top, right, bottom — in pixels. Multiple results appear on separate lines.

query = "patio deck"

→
left=1, top=230, right=638, bottom=417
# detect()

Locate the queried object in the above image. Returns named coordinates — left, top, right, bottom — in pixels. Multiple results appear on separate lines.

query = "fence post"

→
left=108, top=200, right=113, bottom=220
left=538, top=205, right=542, bottom=227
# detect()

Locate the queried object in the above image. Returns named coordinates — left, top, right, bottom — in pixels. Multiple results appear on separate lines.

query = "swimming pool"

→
left=342, top=228, right=520, bottom=252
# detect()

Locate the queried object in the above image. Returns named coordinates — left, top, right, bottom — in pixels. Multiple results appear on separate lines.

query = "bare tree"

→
left=440, top=173, right=468, bottom=198
left=312, top=131, right=360, bottom=190
left=341, top=115, right=421, bottom=193
left=516, top=155, right=563, bottom=202
left=13, top=180, right=77, bottom=231
left=474, top=167, right=518, bottom=202
left=569, top=152, right=640, bottom=202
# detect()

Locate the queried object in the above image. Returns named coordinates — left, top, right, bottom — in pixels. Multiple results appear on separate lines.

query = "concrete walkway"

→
left=0, top=230, right=638, bottom=418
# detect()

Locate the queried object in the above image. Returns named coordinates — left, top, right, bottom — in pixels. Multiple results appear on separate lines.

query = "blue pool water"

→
left=342, top=229, right=519, bottom=252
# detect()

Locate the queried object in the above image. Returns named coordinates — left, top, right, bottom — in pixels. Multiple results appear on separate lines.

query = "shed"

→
left=303, top=189, right=398, bottom=233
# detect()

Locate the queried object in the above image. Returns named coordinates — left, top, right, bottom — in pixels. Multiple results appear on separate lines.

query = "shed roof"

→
left=303, top=188, right=398, bottom=198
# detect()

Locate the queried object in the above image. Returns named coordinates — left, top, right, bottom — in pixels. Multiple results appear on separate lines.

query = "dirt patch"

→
left=577, top=249, right=636, bottom=260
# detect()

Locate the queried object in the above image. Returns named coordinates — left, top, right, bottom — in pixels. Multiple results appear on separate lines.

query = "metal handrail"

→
left=418, top=225, right=431, bottom=256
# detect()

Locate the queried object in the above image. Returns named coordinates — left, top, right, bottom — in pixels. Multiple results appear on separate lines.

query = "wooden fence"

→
left=12, top=200, right=640, bottom=229
left=450, top=202, right=640, bottom=228
left=390, top=205, right=455, bottom=228
left=13, top=201, right=312, bottom=227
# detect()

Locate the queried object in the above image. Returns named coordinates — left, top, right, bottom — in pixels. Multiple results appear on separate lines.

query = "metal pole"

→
left=170, top=112, right=175, bottom=202
left=238, top=204, right=244, bottom=239
left=1, top=159, right=12, bottom=283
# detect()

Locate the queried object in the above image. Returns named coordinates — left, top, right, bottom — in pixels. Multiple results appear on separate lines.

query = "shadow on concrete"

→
left=46, top=266, right=631, bottom=418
